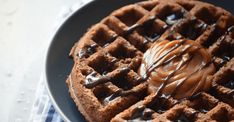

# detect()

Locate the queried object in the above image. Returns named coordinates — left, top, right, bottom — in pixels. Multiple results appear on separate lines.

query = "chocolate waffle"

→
left=67, top=0, right=234, bottom=121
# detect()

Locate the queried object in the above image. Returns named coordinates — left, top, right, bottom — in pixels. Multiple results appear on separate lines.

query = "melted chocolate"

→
left=143, top=39, right=187, bottom=79
left=214, top=26, right=234, bottom=66
left=203, top=24, right=219, bottom=47
left=141, top=15, right=161, bottom=43
left=186, top=22, right=208, bottom=40
left=119, top=89, right=138, bottom=96
left=227, top=26, right=234, bottom=33
left=219, top=54, right=231, bottom=67
left=187, top=92, right=202, bottom=100
left=130, top=105, right=154, bottom=121
left=84, top=72, right=111, bottom=88
left=145, top=15, right=158, bottom=25
left=162, top=45, right=196, bottom=66
left=121, top=40, right=197, bottom=103
left=124, top=23, right=141, bottom=36
left=91, top=38, right=212, bottom=120
left=224, top=80, right=234, bottom=89
left=165, top=10, right=185, bottom=25
left=124, top=15, right=157, bottom=34
left=118, top=67, right=131, bottom=75
left=130, top=105, right=146, bottom=120
left=222, top=55, right=231, bottom=62
left=82, top=11, right=215, bottom=111
left=171, top=60, right=211, bottom=97
left=102, top=91, right=121, bottom=105
left=151, top=95, right=178, bottom=114
left=79, top=43, right=98, bottom=58
left=84, top=67, right=131, bottom=88
left=85, top=39, right=212, bottom=114
left=155, top=52, right=194, bottom=99
left=122, top=15, right=161, bottom=44
left=139, top=39, right=213, bottom=111
left=144, top=33, right=160, bottom=42
left=166, top=31, right=183, bottom=40
left=198, top=108, right=209, bottom=113
left=166, top=14, right=180, bottom=25
left=143, top=39, right=150, bottom=45
left=175, top=114, right=190, bottom=122
left=125, top=38, right=212, bottom=120
left=141, top=108, right=154, bottom=120
left=101, top=89, right=135, bottom=104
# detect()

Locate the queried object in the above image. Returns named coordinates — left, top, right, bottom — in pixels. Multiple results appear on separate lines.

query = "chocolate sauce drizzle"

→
left=224, top=80, right=234, bottom=89
left=170, top=60, right=212, bottom=97
left=165, top=13, right=183, bottom=25
left=153, top=51, right=194, bottom=98
left=85, top=72, right=111, bottom=89
left=78, top=43, right=98, bottom=58
left=148, top=45, right=213, bottom=101
left=127, top=40, right=213, bottom=120
left=102, top=87, right=145, bottom=104
left=124, top=15, right=158, bottom=36
left=130, top=105, right=155, bottom=121
left=78, top=15, right=158, bottom=58
left=78, top=8, right=189, bottom=58
left=211, top=25, right=234, bottom=89
left=217, top=26, right=234, bottom=47
left=84, top=39, right=212, bottom=107
left=80, top=8, right=214, bottom=107
left=142, top=39, right=187, bottom=79
left=103, top=34, right=118, bottom=48
left=84, top=67, right=130, bottom=88
left=213, top=26, right=234, bottom=67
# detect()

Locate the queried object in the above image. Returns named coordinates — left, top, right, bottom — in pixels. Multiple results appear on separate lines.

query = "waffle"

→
left=67, top=0, right=234, bottom=121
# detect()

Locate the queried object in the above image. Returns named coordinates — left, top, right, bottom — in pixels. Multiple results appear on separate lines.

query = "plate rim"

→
left=45, top=1, right=94, bottom=122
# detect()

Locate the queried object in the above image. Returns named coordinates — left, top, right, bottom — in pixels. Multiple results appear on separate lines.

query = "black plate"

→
left=46, top=0, right=234, bottom=121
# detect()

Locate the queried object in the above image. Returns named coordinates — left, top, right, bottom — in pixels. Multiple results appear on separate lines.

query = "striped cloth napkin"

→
left=29, top=77, right=63, bottom=122
left=29, top=0, right=92, bottom=121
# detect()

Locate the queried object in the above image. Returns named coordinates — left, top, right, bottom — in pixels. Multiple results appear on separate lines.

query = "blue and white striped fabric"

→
left=45, top=105, right=62, bottom=122
left=29, top=77, right=63, bottom=122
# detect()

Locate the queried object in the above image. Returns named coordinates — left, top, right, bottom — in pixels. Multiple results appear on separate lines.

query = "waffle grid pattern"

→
left=67, top=0, right=234, bottom=121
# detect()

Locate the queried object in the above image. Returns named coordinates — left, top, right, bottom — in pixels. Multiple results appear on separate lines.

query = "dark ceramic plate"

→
left=46, top=0, right=234, bottom=121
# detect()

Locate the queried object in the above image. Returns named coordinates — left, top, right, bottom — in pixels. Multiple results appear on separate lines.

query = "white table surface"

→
left=0, top=0, right=91, bottom=121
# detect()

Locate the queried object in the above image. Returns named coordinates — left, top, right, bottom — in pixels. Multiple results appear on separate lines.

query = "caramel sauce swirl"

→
left=138, top=40, right=215, bottom=99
